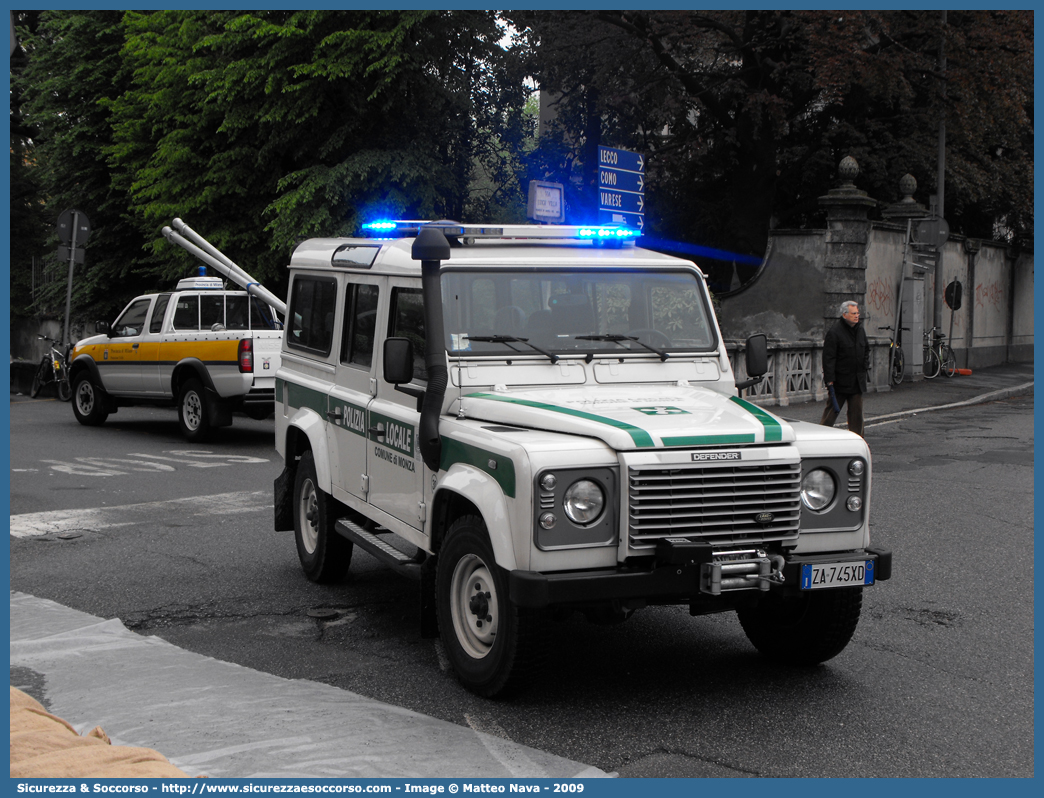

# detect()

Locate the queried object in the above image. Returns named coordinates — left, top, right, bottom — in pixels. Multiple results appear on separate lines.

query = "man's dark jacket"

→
left=823, top=318, right=869, bottom=394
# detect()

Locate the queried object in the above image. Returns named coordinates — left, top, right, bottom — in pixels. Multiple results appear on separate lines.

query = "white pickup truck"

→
left=273, top=221, right=892, bottom=697
left=69, top=276, right=283, bottom=440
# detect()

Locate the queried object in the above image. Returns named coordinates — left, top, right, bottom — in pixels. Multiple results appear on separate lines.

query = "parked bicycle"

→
left=922, top=326, right=957, bottom=379
left=878, top=325, right=908, bottom=386
left=30, top=335, right=72, bottom=401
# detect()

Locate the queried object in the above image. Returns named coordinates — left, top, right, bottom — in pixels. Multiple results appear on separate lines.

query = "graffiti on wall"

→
left=976, top=281, right=1004, bottom=313
left=866, top=278, right=896, bottom=319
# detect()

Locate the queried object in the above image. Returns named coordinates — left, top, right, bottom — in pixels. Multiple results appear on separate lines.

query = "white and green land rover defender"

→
left=273, top=221, right=891, bottom=697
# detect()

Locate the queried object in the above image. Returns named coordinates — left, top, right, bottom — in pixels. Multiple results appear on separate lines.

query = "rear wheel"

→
left=71, top=373, right=109, bottom=426
left=30, top=358, right=48, bottom=398
left=941, top=345, right=957, bottom=377
left=293, top=450, right=352, bottom=583
left=437, top=516, right=545, bottom=697
left=890, top=347, right=905, bottom=385
left=178, top=379, right=211, bottom=442
left=922, top=346, right=940, bottom=379
left=738, top=587, right=863, bottom=665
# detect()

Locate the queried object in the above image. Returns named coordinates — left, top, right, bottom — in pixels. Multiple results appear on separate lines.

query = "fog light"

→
left=846, top=496, right=862, bottom=511
left=848, top=459, right=865, bottom=477
left=539, top=512, right=556, bottom=529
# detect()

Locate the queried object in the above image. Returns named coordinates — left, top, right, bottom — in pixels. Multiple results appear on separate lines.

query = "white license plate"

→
left=801, top=560, right=874, bottom=590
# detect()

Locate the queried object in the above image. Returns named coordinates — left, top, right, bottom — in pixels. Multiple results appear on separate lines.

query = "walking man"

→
left=821, top=300, right=870, bottom=437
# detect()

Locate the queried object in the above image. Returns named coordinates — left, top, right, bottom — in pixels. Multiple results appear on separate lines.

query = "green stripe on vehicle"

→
left=466, top=393, right=654, bottom=448
left=440, top=438, right=516, bottom=498
left=662, top=433, right=756, bottom=447
left=283, top=379, right=327, bottom=416
left=729, top=395, right=783, bottom=442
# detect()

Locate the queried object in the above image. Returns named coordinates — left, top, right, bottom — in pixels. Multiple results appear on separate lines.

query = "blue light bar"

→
left=578, top=226, right=640, bottom=239
left=361, top=220, right=398, bottom=231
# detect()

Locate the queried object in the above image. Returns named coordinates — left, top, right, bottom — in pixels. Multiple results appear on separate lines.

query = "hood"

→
left=460, top=384, right=794, bottom=451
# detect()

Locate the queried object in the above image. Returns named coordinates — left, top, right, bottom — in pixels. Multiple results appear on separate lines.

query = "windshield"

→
left=441, top=268, right=716, bottom=358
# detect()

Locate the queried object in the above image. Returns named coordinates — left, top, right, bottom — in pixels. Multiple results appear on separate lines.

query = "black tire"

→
left=738, top=587, right=863, bottom=665
left=30, top=358, right=48, bottom=398
left=293, top=450, right=352, bottom=583
left=941, top=345, right=957, bottom=377
left=177, top=379, right=212, bottom=442
left=56, top=366, right=72, bottom=401
left=891, top=347, right=905, bottom=385
left=922, top=346, right=940, bottom=379
left=71, top=372, right=109, bottom=426
left=436, top=515, right=546, bottom=697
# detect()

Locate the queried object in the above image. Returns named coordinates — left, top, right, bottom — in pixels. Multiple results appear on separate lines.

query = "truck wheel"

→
left=71, top=373, right=109, bottom=426
left=738, top=587, right=863, bottom=666
left=436, top=516, right=545, bottom=697
left=178, top=379, right=211, bottom=441
left=293, top=450, right=352, bottom=583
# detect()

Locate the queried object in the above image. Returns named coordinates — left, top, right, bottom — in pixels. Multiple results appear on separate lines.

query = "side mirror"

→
left=383, top=337, right=414, bottom=385
left=95, top=321, right=110, bottom=336
left=744, top=333, right=768, bottom=377
left=735, top=333, right=768, bottom=394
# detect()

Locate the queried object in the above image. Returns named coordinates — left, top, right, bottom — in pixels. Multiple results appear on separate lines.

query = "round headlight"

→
left=848, top=459, right=866, bottom=477
left=563, top=479, right=606, bottom=525
left=801, top=469, right=836, bottom=511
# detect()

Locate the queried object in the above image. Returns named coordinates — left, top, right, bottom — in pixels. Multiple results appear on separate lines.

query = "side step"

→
left=334, top=518, right=423, bottom=581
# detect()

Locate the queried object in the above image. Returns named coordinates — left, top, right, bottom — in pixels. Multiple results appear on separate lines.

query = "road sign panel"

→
left=598, top=209, right=645, bottom=230
left=598, top=146, right=644, bottom=174
left=598, top=167, right=644, bottom=194
left=598, top=188, right=645, bottom=216
left=57, top=209, right=91, bottom=245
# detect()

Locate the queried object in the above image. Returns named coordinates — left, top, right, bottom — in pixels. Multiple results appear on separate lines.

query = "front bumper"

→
left=509, top=541, right=892, bottom=609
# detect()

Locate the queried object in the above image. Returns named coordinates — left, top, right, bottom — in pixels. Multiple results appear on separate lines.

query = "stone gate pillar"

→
left=817, top=156, right=876, bottom=326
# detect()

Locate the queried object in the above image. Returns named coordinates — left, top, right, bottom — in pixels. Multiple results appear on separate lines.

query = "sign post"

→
left=57, top=209, right=90, bottom=348
left=597, top=146, right=645, bottom=231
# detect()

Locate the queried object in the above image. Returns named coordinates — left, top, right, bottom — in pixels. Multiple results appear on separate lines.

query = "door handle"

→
left=326, top=407, right=342, bottom=421
left=368, top=424, right=385, bottom=439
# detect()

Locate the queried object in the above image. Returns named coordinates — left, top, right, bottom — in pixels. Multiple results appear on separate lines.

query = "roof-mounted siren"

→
left=360, top=219, right=639, bottom=247
left=161, top=219, right=286, bottom=318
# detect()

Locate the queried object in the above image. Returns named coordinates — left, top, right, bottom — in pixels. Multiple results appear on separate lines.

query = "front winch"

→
left=700, top=549, right=785, bottom=595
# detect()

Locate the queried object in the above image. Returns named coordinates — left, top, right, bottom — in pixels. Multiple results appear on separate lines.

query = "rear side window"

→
left=172, top=295, right=200, bottom=331
left=288, top=276, right=338, bottom=355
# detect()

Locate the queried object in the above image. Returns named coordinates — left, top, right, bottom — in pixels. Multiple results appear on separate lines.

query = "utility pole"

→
left=934, top=10, right=947, bottom=331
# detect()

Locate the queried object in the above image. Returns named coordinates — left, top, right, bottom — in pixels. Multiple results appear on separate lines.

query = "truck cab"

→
left=273, top=221, right=891, bottom=697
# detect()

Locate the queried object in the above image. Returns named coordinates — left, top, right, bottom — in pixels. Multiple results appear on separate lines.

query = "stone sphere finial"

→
left=899, top=173, right=917, bottom=203
left=838, top=155, right=859, bottom=185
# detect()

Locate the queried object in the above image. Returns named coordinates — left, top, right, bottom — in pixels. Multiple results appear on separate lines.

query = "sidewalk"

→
left=766, top=360, right=1034, bottom=428
left=9, top=362, right=1032, bottom=779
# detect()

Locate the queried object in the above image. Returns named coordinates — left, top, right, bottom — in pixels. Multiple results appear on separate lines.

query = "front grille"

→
left=628, top=461, right=801, bottom=549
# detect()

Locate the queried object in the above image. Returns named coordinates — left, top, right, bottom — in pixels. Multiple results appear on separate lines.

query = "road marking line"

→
left=10, top=491, right=267, bottom=538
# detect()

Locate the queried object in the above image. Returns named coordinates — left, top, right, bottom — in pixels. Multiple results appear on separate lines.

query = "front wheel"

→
left=293, top=450, right=352, bottom=583
left=941, top=345, right=957, bottom=377
left=922, top=346, right=940, bottom=379
left=436, top=516, right=545, bottom=697
left=890, top=347, right=905, bottom=385
left=30, top=358, right=48, bottom=398
left=178, top=379, right=212, bottom=442
left=71, top=373, right=109, bottom=426
left=738, top=587, right=863, bottom=665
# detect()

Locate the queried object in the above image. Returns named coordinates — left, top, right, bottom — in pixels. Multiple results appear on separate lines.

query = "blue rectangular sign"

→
left=598, top=188, right=645, bottom=215
left=598, top=167, right=644, bottom=194
left=598, top=146, right=644, bottom=174
left=598, top=209, right=645, bottom=230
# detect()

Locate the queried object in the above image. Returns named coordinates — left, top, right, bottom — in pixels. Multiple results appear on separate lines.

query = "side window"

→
left=340, top=283, right=380, bottom=368
left=389, top=287, right=427, bottom=382
left=250, top=296, right=281, bottom=331
left=111, top=298, right=152, bottom=338
left=201, top=294, right=225, bottom=331
left=172, top=295, right=200, bottom=331
left=287, top=276, right=338, bottom=355
left=149, top=294, right=171, bottom=334
left=225, top=295, right=249, bottom=331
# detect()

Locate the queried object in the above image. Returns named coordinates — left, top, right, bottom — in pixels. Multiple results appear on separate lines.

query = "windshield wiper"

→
left=575, top=334, right=669, bottom=361
left=464, top=335, right=560, bottom=364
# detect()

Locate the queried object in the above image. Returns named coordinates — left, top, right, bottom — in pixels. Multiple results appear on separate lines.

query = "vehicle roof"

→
left=288, top=236, right=704, bottom=277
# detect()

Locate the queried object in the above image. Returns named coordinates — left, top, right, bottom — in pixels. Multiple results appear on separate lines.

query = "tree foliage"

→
left=511, top=9, right=1033, bottom=283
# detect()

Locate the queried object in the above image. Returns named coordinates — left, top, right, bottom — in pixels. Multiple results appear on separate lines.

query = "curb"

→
left=864, top=381, right=1034, bottom=426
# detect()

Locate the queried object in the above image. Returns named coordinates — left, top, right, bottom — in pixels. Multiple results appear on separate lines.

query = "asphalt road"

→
left=9, top=393, right=1034, bottom=777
